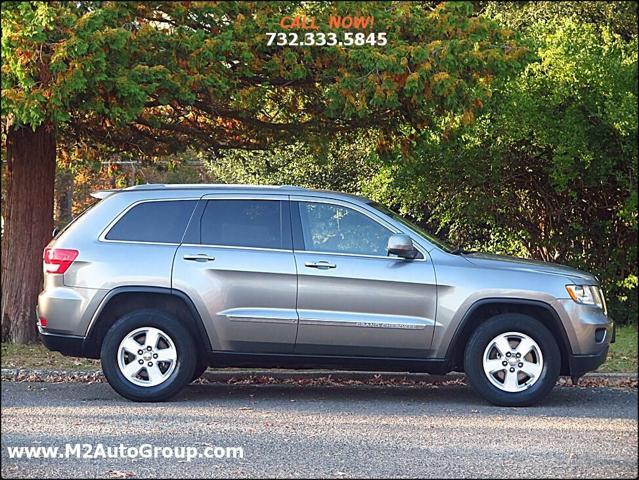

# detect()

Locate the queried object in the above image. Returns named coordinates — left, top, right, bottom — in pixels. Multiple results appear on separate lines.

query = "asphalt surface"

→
left=1, top=381, right=637, bottom=478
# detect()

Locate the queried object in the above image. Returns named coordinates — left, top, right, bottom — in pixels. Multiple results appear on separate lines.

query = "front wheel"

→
left=464, top=314, right=561, bottom=407
left=101, top=309, right=197, bottom=402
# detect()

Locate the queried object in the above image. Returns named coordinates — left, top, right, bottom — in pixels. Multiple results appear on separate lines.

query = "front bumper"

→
left=554, top=299, right=613, bottom=355
left=569, top=346, right=609, bottom=378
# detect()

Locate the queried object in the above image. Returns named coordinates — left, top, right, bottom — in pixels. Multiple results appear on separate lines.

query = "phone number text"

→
left=266, top=32, right=387, bottom=47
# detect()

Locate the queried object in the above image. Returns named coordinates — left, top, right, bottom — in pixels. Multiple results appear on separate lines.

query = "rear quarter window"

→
left=53, top=200, right=99, bottom=240
left=105, top=200, right=197, bottom=243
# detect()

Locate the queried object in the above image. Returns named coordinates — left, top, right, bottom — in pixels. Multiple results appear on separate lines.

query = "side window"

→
left=106, top=200, right=196, bottom=243
left=200, top=200, right=286, bottom=249
left=298, top=202, right=392, bottom=256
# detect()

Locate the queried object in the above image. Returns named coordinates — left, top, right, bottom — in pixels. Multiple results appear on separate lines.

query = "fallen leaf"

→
left=106, top=471, right=135, bottom=479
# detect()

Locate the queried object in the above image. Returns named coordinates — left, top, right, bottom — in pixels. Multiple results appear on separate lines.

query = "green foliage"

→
left=209, top=135, right=378, bottom=193
left=2, top=2, right=141, bottom=126
left=483, top=1, right=638, bottom=40
left=2, top=1, right=519, bottom=154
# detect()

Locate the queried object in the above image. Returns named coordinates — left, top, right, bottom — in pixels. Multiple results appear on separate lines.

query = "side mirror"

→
left=387, top=234, right=418, bottom=259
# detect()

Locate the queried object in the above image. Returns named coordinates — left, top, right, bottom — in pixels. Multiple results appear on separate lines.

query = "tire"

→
left=101, top=309, right=197, bottom=402
left=190, top=360, right=209, bottom=383
left=464, top=313, right=561, bottom=407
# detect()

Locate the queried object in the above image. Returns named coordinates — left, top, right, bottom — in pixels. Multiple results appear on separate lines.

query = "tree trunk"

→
left=1, top=123, right=56, bottom=343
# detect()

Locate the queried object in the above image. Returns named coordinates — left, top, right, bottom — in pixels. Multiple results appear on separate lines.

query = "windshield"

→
left=368, top=202, right=455, bottom=253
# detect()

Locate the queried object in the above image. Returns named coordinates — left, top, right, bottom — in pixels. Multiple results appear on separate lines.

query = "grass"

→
left=1, top=343, right=100, bottom=371
left=598, top=324, right=638, bottom=373
left=1, top=325, right=637, bottom=373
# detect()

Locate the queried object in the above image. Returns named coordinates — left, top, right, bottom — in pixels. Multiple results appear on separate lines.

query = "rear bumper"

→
left=37, top=285, right=107, bottom=337
left=39, top=326, right=86, bottom=357
left=569, top=346, right=609, bottom=379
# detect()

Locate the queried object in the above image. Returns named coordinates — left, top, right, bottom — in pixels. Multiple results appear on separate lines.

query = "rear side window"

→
left=106, top=200, right=197, bottom=243
left=200, top=200, right=287, bottom=249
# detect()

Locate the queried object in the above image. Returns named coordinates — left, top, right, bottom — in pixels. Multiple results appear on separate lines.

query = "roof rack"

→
left=90, top=183, right=308, bottom=199
left=123, top=183, right=167, bottom=190
left=122, top=183, right=307, bottom=190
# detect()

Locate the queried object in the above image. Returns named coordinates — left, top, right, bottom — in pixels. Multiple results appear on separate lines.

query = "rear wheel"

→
left=464, top=313, right=560, bottom=406
left=101, top=309, right=197, bottom=402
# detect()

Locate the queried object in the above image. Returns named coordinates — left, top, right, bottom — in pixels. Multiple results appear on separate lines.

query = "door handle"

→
left=305, top=260, right=336, bottom=269
left=183, top=254, right=216, bottom=262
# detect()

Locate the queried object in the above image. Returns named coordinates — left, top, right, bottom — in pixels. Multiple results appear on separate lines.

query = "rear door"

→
left=291, top=197, right=438, bottom=357
left=172, top=194, right=298, bottom=353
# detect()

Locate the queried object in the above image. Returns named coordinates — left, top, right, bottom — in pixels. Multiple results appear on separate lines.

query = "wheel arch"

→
left=82, top=286, right=211, bottom=359
left=446, top=298, right=573, bottom=375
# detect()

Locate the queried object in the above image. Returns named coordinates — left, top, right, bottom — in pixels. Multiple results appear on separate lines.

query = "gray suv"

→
left=38, top=184, right=613, bottom=405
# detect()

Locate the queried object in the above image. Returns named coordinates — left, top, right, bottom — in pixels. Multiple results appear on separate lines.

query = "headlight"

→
left=566, top=285, right=607, bottom=314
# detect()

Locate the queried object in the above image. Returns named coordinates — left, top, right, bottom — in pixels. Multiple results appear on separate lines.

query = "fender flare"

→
left=445, top=297, right=573, bottom=364
left=84, top=286, right=212, bottom=353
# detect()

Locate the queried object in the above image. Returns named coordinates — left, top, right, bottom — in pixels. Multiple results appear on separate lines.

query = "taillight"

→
left=43, top=248, right=79, bottom=274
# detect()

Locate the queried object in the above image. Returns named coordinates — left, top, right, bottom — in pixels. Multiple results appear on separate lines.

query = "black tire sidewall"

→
left=101, top=309, right=197, bottom=402
left=190, top=360, right=209, bottom=383
left=464, top=313, right=561, bottom=407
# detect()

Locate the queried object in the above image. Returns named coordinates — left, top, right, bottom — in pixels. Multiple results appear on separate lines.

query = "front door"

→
left=291, top=198, right=438, bottom=358
left=172, top=195, right=298, bottom=353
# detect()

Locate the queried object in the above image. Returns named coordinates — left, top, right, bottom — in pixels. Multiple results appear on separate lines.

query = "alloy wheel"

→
left=117, top=326, right=177, bottom=387
left=482, top=331, right=544, bottom=393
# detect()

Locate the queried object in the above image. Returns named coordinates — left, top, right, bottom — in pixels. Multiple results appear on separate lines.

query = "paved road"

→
left=2, top=381, right=637, bottom=478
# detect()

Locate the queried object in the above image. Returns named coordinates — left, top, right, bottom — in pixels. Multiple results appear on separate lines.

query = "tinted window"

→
left=106, top=200, right=196, bottom=243
left=298, top=202, right=392, bottom=256
left=368, top=202, right=454, bottom=253
left=201, top=200, right=284, bottom=249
